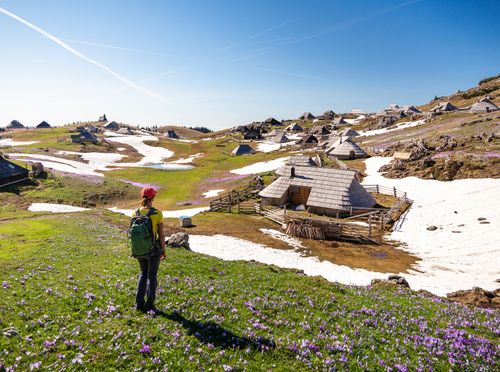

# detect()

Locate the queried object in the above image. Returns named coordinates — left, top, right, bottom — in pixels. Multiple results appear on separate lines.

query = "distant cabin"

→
left=310, top=125, right=331, bottom=136
left=332, top=117, right=348, bottom=126
left=232, top=144, right=256, bottom=156
left=264, top=117, right=282, bottom=126
left=243, top=129, right=262, bottom=140
left=259, top=165, right=376, bottom=217
left=6, top=120, right=24, bottom=130
left=0, top=155, right=29, bottom=187
left=469, top=97, right=499, bottom=113
left=351, top=108, right=365, bottom=115
left=297, top=134, right=318, bottom=145
left=71, top=131, right=98, bottom=144
left=117, top=127, right=134, bottom=135
left=402, top=105, right=422, bottom=115
left=98, top=114, right=107, bottom=122
left=104, top=121, right=119, bottom=130
left=166, top=130, right=179, bottom=139
left=319, top=110, right=335, bottom=120
left=36, top=121, right=51, bottom=129
left=430, top=102, right=457, bottom=113
left=285, top=123, right=303, bottom=132
left=326, top=138, right=367, bottom=160
left=299, top=112, right=316, bottom=120
left=339, top=128, right=360, bottom=138
left=273, top=132, right=290, bottom=144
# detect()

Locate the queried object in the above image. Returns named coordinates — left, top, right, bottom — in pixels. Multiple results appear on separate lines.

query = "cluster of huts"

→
left=231, top=112, right=368, bottom=160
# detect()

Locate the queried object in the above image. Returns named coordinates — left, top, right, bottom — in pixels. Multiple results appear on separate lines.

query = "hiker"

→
left=131, top=186, right=166, bottom=312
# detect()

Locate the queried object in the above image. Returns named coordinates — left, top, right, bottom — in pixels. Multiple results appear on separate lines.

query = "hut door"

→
left=291, top=187, right=311, bottom=205
left=349, top=150, right=355, bottom=160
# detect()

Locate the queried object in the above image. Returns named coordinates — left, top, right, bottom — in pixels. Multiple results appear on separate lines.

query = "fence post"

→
left=393, top=186, right=397, bottom=197
left=376, top=185, right=379, bottom=194
left=237, top=202, right=240, bottom=214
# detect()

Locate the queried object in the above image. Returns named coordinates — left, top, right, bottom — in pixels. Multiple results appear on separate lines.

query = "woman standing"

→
left=134, top=186, right=166, bottom=313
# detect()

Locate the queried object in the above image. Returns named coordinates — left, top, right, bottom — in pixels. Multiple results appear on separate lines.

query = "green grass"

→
left=0, top=212, right=498, bottom=370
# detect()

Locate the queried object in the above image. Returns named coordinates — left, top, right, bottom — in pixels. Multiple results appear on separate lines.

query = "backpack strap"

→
left=146, top=207, right=157, bottom=217
left=135, top=208, right=141, bottom=217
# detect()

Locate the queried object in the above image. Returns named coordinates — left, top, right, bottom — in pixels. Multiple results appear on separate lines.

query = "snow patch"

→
left=260, top=228, right=307, bottom=251
left=358, top=119, right=426, bottom=137
left=230, top=157, right=289, bottom=175
left=202, top=189, right=225, bottom=198
left=108, top=206, right=209, bottom=218
left=0, top=138, right=39, bottom=146
left=28, top=203, right=89, bottom=213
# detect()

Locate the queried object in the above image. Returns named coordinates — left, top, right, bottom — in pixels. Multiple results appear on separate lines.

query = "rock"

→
left=371, top=275, right=410, bottom=289
left=166, top=232, right=190, bottom=250
left=447, top=287, right=499, bottom=309
left=427, top=225, right=438, bottom=231
left=421, top=156, right=435, bottom=168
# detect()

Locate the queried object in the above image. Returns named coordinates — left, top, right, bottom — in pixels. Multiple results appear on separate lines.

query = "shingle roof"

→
left=286, top=123, right=303, bottom=132
left=36, top=121, right=51, bottom=128
left=339, top=128, right=359, bottom=137
left=0, top=155, right=29, bottom=180
left=273, top=133, right=290, bottom=143
left=260, top=165, right=375, bottom=211
left=310, top=125, right=330, bottom=135
left=469, top=100, right=498, bottom=112
left=327, top=138, right=367, bottom=158
left=232, top=144, right=256, bottom=155
left=297, top=134, right=318, bottom=144
left=276, top=156, right=317, bottom=175
left=7, top=120, right=24, bottom=129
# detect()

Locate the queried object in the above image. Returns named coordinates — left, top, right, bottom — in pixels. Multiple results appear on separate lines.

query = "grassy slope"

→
left=0, top=212, right=498, bottom=371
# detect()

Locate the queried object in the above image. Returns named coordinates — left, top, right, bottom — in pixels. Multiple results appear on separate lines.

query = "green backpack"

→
left=128, top=208, right=157, bottom=257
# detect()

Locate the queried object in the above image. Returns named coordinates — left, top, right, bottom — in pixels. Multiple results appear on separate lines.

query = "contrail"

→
left=61, top=38, right=167, bottom=56
left=250, top=66, right=320, bottom=81
left=216, top=18, right=297, bottom=53
left=0, top=7, right=166, bottom=103
left=225, top=0, right=423, bottom=63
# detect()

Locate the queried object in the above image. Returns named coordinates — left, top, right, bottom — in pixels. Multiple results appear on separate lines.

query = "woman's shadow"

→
left=158, top=310, right=275, bottom=351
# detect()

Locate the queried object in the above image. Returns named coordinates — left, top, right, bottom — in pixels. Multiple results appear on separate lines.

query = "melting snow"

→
left=104, top=132, right=173, bottom=164
left=108, top=206, right=209, bottom=218
left=230, top=157, right=289, bottom=175
left=358, top=119, right=426, bottom=137
left=0, top=138, right=39, bottom=146
left=202, top=189, right=225, bottom=198
left=260, top=228, right=307, bottom=251
left=28, top=203, right=89, bottom=213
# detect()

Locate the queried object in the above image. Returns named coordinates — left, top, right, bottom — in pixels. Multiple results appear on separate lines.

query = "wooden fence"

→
left=209, top=179, right=264, bottom=212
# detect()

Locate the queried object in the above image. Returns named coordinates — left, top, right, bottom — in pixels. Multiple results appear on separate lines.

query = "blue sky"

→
left=0, top=0, right=499, bottom=129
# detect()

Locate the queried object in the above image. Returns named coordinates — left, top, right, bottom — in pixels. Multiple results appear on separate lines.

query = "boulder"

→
left=447, top=287, right=499, bottom=309
left=371, top=275, right=410, bottom=289
left=167, top=232, right=190, bottom=250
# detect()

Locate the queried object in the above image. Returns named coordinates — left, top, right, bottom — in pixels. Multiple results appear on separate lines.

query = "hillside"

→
left=0, top=209, right=498, bottom=371
left=419, top=74, right=500, bottom=112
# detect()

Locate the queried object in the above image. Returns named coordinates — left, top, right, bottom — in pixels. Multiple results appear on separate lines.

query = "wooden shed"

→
left=0, top=155, right=29, bottom=187
left=259, top=165, right=376, bottom=216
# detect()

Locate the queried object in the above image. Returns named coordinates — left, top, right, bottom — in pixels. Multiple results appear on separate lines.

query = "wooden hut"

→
left=166, top=130, right=179, bottom=139
left=326, top=138, right=367, bottom=160
left=70, top=131, right=98, bottom=144
left=232, top=144, right=256, bottom=156
left=259, top=165, right=376, bottom=216
left=98, top=114, right=107, bottom=122
left=264, top=117, right=282, bottom=126
left=36, top=121, right=51, bottom=129
left=310, top=125, right=331, bottom=136
left=104, top=121, right=119, bottom=130
left=0, top=155, right=29, bottom=187
left=469, top=97, right=498, bottom=113
left=117, top=127, right=134, bottom=135
left=429, top=102, right=457, bottom=113
left=6, top=120, right=24, bottom=130
left=296, top=134, right=318, bottom=145
left=285, top=122, right=303, bottom=132
left=299, top=112, right=316, bottom=120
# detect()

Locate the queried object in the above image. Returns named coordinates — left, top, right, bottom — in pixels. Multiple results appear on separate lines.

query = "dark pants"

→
left=136, top=254, right=161, bottom=310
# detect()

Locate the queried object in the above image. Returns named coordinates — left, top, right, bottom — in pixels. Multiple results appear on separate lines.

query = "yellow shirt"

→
left=133, top=207, right=164, bottom=239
